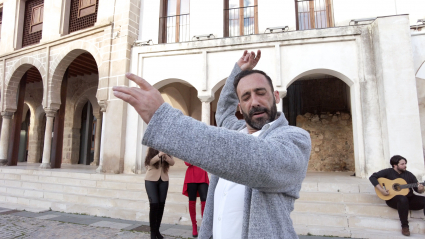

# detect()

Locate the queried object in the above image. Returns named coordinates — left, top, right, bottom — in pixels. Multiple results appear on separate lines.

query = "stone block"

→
left=291, top=212, right=348, bottom=227
left=44, top=192, right=64, bottom=201
left=318, top=182, right=360, bottom=193
left=298, top=191, right=344, bottom=203
left=21, top=182, right=43, bottom=190
left=23, top=190, right=44, bottom=198
left=294, top=201, right=346, bottom=214
left=21, top=175, right=39, bottom=181
left=6, top=187, right=25, bottom=196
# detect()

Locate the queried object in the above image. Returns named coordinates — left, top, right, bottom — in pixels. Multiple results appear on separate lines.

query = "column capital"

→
left=198, top=96, right=215, bottom=103
left=1, top=112, right=14, bottom=119
left=44, top=109, right=57, bottom=118
left=99, top=100, right=108, bottom=112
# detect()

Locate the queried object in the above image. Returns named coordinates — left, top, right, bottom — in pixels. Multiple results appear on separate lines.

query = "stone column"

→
left=40, top=110, right=56, bottom=169
left=0, top=112, right=14, bottom=166
left=95, top=115, right=106, bottom=173
left=91, top=113, right=103, bottom=166
left=371, top=15, right=425, bottom=177
left=201, top=101, right=211, bottom=125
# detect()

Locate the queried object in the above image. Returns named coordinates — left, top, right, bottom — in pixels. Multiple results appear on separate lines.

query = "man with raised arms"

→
left=113, top=50, right=311, bottom=239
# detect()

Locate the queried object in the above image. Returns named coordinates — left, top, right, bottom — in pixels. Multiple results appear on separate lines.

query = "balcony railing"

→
left=159, top=14, right=190, bottom=43
left=224, top=5, right=257, bottom=37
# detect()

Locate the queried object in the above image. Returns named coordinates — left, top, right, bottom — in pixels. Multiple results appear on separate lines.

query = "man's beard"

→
left=241, top=100, right=277, bottom=130
left=396, top=166, right=406, bottom=172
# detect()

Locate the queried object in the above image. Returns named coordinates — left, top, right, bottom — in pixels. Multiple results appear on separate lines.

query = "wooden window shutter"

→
left=325, top=0, right=333, bottom=27
left=78, top=0, right=96, bottom=18
left=30, top=4, right=44, bottom=33
left=308, top=0, right=315, bottom=29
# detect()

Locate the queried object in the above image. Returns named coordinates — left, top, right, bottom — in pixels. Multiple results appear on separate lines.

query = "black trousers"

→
left=145, top=179, right=169, bottom=204
left=187, top=183, right=208, bottom=201
left=386, top=195, right=425, bottom=228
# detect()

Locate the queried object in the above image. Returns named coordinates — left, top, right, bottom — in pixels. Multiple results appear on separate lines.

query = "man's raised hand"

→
left=113, top=73, right=164, bottom=124
left=237, top=50, right=261, bottom=71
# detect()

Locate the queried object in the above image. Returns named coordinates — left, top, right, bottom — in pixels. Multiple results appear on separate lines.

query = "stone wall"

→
left=297, top=112, right=355, bottom=172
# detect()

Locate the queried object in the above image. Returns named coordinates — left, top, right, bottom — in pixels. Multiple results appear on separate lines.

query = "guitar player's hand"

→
left=376, top=185, right=389, bottom=196
left=418, top=183, right=424, bottom=193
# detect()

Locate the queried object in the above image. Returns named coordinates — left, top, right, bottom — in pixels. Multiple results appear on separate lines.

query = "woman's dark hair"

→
left=390, top=155, right=407, bottom=168
left=144, top=147, right=170, bottom=173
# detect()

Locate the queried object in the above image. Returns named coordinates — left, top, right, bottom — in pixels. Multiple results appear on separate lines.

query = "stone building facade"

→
left=0, top=0, right=140, bottom=173
left=0, top=0, right=425, bottom=181
left=129, top=0, right=425, bottom=179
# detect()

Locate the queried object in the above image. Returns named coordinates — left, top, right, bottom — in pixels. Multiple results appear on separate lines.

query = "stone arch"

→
left=287, top=68, right=355, bottom=88
left=161, top=87, right=189, bottom=116
left=3, top=62, right=46, bottom=112
left=286, top=68, right=365, bottom=177
left=63, top=86, right=99, bottom=164
left=48, top=41, right=101, bottom=109
left=211, top=78, right=227, bottom=95
left=153, top=78, right=195, bottom=90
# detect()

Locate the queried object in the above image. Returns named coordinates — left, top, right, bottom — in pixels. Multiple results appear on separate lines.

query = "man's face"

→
left=395, top=159, right=407, bottom=172
left=236, top=73, right=280, bottom=131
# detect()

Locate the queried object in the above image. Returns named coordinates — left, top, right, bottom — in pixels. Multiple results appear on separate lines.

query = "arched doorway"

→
left=50, top=51, right=100, bottom=168
left=6, top=66, right=44, bottom=166
left=284, top=74, right=355, bottom=172
left=78, top=101, right=96, bottom=165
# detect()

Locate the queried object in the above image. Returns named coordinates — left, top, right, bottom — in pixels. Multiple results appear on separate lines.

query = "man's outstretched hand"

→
left=237, top=50, right=261, bottom=71
left=113, top=73, right=164, bottom=124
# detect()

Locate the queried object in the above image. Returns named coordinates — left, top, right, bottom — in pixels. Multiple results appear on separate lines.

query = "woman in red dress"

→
left=183, top=162, right=209, bottom=237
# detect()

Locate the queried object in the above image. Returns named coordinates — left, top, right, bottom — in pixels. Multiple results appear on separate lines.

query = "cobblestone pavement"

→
left=0, top=207, right=354, bottom=239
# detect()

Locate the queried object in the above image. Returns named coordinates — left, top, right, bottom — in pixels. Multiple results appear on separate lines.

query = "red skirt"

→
left=182, top=162, right=209, bottom=197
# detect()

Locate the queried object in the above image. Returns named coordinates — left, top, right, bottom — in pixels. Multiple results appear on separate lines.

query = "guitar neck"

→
left=401, top=182, right=424, bottom=189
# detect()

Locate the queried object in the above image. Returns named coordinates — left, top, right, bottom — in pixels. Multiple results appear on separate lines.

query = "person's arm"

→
left=215, top=50, right=261, bottom=130
left=163, top=154, right=175, bottom=166
left=369, top=169, right=390, bottom=195
left=149, top=155, right=160, bottom=166
left=142, top=103, right=311, bottom=193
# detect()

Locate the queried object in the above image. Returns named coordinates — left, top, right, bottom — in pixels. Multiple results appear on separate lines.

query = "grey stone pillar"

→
left=0, top=112, right=14, bottom=166
left=40, top=110, right=56, bottom=169
left=96, top=102, right=107, bottom=173
left=91, top=113, right=103, bottom=166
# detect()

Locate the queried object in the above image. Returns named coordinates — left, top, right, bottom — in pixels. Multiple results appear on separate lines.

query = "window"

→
left=30, top=4, right=44, bottom=33
left=296, top=0, right=334, bottom=30
left=78, top=0, right=96, bottom=18
left=224, top=0, right=258, bottom=37
left=22, top=0, right=44, bottom=47
left=69, top=0, right=99, bottom=33
left=159, top=0, right=190, bottom=43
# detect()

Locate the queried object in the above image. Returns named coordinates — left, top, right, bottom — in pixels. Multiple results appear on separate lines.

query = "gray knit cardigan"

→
left=142, top=64, right=311, bottom=239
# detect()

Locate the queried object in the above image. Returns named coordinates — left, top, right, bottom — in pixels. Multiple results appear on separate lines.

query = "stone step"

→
left=292, top=212, right=425, bottom=234
left=298, top=191, right=384, bottom=204
left=294, top=201, right=425, bottom=219
left=294, top=225, right=351, bottom=238
left=0, top=190, right=200, bottom=216
left=350, top=228, right=425, bottom=239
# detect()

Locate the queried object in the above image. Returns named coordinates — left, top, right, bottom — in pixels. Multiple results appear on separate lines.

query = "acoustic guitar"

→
left=374, top=178, right=424, bottom=200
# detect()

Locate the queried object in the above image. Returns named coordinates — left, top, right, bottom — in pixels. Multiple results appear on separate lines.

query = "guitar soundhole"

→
left=393, top=183, right=401, bottom=191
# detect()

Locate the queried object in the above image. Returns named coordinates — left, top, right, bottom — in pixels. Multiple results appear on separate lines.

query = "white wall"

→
left=138, top=0, right=425, bottom=42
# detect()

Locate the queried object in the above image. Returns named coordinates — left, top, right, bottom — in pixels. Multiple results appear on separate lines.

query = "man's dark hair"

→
left=233, top=70, right=274, bottom=96
left=390, top=155, right=407, bottom=167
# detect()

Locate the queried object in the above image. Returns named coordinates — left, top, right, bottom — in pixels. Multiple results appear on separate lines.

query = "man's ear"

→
left=238, top=103, right=242, bottom=115
left=274, top=90, right=280, bottom=104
